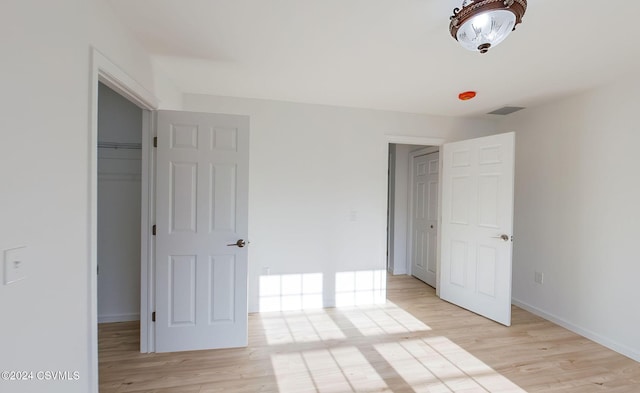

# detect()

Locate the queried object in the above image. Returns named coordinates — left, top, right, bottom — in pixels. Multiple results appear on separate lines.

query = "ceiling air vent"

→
left=487, top=106, right=525, bottom=115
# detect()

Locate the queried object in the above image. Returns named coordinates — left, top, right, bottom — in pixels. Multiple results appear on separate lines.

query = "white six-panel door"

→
left=155, top=110, right=249, bottom=352
left=440, top=132, right=515, bottom=326
left=411, top=151, right=439, bottom=287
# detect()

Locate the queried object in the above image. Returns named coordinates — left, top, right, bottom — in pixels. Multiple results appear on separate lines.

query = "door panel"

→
left=169, top=255, right=196, bottom=326
left=170, top=162, right=197, bottom=232
left=209, top=255, right=236, bottom=322
left=155, top=110, right=249, bottom=352
left=411, top=151, right=439, bottom=287
left=440, top=132, right=514, bottom=326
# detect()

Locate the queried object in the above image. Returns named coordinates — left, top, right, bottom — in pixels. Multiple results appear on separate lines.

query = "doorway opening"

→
left=97, top=82, right=143, bottom=325
left=387, top=142, right=441, bottom=291
left=90, top=49, right=158, bottom=392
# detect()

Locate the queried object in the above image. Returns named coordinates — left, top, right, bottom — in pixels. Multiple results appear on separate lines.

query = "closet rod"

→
left=97, top=142, right=142, bottom=150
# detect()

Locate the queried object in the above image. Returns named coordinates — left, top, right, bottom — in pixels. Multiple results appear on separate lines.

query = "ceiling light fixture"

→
left=450, top=0, right=527, bottom=54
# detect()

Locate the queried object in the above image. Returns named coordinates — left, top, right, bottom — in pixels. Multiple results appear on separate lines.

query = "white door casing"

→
left=411, top=151, right=439, bottom=287
left=440, top=132, right=515, bottom=326
left=155, top=110, right=249, bottom=352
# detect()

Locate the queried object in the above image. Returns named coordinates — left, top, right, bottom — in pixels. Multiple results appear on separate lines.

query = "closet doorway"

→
left=97, top=82, right=143, bottom=324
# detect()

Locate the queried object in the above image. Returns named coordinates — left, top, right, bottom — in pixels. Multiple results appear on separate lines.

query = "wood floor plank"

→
left=99, top=275, right=640, bottom=392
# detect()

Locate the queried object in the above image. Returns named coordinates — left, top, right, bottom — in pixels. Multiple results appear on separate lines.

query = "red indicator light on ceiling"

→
left=458, top=91, right=477, bottom=101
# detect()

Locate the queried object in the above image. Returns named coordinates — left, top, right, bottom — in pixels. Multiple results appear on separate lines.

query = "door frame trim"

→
left=89, top=48, right=158, bottom=392
left=406, top=147, right=440, bottom=283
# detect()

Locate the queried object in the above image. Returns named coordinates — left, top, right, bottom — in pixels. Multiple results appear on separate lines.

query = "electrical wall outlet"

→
left=534, top=271, right=544, bottom=285
left=4, top=246, right=27, bottom=285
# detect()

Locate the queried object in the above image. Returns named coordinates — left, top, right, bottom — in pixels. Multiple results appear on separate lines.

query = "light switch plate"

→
left=4, top=246, right=27, bottom=285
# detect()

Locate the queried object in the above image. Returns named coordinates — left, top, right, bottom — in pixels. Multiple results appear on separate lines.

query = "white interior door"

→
left=155, top=110, right=249, bottom=352
left=440, top=132, right=514, bottom=326
left=411, top=151, right=439, bottom=287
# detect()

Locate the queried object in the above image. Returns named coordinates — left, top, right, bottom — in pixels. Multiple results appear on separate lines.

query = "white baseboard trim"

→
left=98, top=313, right=140, bottom=323
left=512, top=298, right=640, bottom=362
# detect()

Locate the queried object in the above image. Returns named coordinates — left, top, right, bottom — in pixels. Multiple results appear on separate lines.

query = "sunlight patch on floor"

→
left=261, top=274, right=525, bottom=392
left=374, top=337, right=526, bottom=392
left=260, top=300, right=431, bottom=345
left=266, top=302, right=525, bottom=392
left=260, top=310, right=346, bottom=345
left=271, top=335, right=526, bottom=393
left=272, top=346, right=388, bottom=393
left=422, top=336, right=526, bottom=392
left=342, top=302, right=432, bottom=337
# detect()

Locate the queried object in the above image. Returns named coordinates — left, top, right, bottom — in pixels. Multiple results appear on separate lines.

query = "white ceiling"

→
left=108, top=0, right=640, bottom=117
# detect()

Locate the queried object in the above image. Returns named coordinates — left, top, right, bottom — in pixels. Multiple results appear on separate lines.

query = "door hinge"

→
left=153, top=137, right=157, bottom=147
left=152, top=311, right=156, bottom=322
left=152, top=225, right=156, bottom=236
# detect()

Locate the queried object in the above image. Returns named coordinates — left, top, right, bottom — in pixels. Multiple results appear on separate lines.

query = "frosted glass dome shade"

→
left=456, top=10, right=516, bottom=53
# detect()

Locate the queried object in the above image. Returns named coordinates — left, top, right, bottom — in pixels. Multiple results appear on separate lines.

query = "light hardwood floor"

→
left=99, top=275, right=640, bottom=392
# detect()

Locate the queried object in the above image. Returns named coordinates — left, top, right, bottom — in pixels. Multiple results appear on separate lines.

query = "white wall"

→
left=97, top=83, right=142, bottom=323
left=499, top=79, right=640, bottom=361
left=183, top=94, right=498, bottom=312
left=98, top=82, right=143, bottom=144
left=0, top=1, right=180, bottom=392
